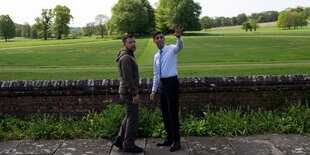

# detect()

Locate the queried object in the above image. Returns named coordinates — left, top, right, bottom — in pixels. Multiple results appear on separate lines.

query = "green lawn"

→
left=0, top=36, right=118, bottom=48
left=0, top=24, right=309, bottom=80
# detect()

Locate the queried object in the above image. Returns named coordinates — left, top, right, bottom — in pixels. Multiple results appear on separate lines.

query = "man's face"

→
left=153, top=34, right=165, bottom=49
left=123, top=37, right=136, bottom=52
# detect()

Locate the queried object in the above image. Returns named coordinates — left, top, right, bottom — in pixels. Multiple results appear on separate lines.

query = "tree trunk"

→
left=44, top=32, right=47, bottom=40
left=58, top=31, right=62, bottom=39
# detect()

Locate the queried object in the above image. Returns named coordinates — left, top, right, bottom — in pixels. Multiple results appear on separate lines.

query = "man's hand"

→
left=132, top=94, right=139, bottom=104
left=174, top=24, right=184, bottom=38
left=150, top=92, right=156, bottom=101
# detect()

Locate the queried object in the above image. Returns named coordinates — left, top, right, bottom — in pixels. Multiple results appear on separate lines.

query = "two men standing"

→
left=113, top=24, right=184, bottom=153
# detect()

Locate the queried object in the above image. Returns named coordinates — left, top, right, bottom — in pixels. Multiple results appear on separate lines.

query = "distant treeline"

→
left=1, top=1, right=310, bottom=42
left=200, top=6, right=310, bottom=30
left=277, top=7, right=310, bottom=30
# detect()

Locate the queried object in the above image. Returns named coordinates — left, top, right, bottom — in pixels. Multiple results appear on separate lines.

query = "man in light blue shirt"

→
left=150, top=24, right=184, bottom=152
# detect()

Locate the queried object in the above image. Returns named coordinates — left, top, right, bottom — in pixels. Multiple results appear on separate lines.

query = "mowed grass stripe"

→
left=137, top=39, right=158, bottom=66
left=1, top=64, right=309, bottom=81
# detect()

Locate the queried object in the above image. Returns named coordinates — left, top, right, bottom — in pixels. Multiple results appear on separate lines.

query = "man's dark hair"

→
left=152, top=31, right=164, bottom=40
left=122, top=34, right=134, bottom=44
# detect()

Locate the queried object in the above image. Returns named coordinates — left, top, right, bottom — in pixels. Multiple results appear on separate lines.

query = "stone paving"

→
left=0, top=134, right=309, bottom=155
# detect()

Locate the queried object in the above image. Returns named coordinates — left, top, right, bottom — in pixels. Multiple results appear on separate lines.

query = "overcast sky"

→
left=1, top=0, right=310, bottom=27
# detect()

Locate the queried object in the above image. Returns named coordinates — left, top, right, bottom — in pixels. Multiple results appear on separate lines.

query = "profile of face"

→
left=153, top=33, right=165, bottom=50
left=123, top=37, right=136, bottom=52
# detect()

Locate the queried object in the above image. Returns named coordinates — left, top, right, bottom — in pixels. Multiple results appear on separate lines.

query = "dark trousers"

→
left=159, top=76, right=180, bottom=142
left=117, top=94, right=139, bottom=149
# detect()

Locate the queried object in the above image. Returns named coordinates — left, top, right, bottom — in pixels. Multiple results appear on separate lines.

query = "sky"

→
left=1, top=0, right=310, bottom=27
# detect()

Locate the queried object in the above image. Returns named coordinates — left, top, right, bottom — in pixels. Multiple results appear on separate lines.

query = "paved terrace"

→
left=1, top=134, right=309, bottom=155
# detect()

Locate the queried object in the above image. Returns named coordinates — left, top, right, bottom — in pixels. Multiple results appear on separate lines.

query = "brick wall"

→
left=1, top=75, right=310, bottom=118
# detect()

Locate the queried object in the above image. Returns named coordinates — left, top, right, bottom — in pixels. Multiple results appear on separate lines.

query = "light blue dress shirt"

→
left=152, top=37, right=184, bottom=92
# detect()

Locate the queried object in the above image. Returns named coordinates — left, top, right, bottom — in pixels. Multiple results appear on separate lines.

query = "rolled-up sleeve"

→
left=174, top=37, right=184, bottom=54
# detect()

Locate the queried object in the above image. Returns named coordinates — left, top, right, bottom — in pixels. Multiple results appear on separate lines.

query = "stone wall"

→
left=0, top=75, right=310, bottom=118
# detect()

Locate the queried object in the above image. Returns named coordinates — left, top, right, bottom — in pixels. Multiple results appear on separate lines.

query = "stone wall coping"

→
left=0, top=74, right=309, bottom=97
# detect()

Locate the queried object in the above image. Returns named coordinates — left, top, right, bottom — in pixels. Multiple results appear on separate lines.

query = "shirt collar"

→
left=159, top=45, right=167, bottom=53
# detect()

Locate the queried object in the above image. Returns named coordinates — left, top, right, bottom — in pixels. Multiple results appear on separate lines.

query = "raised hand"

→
left=174, top=24, right=184, bottom=38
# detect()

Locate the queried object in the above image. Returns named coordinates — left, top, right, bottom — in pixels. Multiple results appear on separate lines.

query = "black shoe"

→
left=170, top=141, right=180, bottom=152
left=124, top=145, right=144, bottom=153
left=113, top=137, right=123, bottom=149
left=156, top=139, right=173, bottom=146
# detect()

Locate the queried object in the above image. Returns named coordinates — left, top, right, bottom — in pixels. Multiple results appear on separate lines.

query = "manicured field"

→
left=0, top=36, right=116, bottom=48
left=0, top=24, right=309, bottom=80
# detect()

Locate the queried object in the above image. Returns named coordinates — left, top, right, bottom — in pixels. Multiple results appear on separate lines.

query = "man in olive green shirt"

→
left=113, top=34, right=143, bottom=153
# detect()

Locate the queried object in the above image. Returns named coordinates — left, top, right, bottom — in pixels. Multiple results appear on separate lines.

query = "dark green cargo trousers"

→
left=117, top=94, right=139, bottom=149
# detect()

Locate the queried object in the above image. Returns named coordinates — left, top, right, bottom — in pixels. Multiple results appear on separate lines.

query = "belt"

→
left=160, top=75, right=177, bottom=81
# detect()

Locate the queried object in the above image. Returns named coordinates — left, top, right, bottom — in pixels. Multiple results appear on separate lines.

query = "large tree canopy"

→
left=34, top=9, right=53, bottom=40
left=109, top=0, right=155, bottom=34
left=155, top=0, right=201, bottom=32
left=277, top=10, right=308, bottom=30
left=0, top=15, right=15, bottom=42
left=200, top=16, right=212, bottom=30
left=236, top=13, right=248, bottom=25
left=95, top=14, right=108, bottom=38
left=52, top=5, right=73, bottom=39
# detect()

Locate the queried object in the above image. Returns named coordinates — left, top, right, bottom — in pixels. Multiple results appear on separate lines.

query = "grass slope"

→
left=0, top=24, right=309, bottom=80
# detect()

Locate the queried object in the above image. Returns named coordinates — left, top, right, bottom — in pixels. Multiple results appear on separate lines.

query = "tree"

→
left=231, top=17, right=237, bottom=25
left=155, top=0, right=201, bottom=32
left=304, top=7, right=310, bottom=19
left=221, top=17, right=232, bottom=26
left=142, top=0, right=156, bottom=33
left=106, top=18, right=118, bottom=35
left=33, top=9, right=53, bottom=40
left=0, top=15, right=16, bottom=42
left=200, top=16, right=212, bottom=30
left=242, top=21, right=252, bottom=32
left=249, top=13, right=263, bottom=22
left=95, top=14, right=108, bottom=38
left=277, top=11, right=287, bottom=29
left=155, top=0, right=169, bottom=32
left=249, top=19, right=259, bottom=31
left=291, top=6, right=304, bottom=13
left=110, top=0, right=155, bottom=34
left=15, top=24, right=22, bottom=37
left=236, top=13, right=248, bottom=25
left=30, top=24, right=39, bottom=38
left=83, top=22, right=97, bottom=36
left=261, top=11, right=279, bottom=22
left=21, top=22, right=31, bottom=38
left=213, top=17, right=223, bottom=27
left=52, top=5, right=73, bottom=39
left=297, top=12, right=308, bottom=29
left=37, top=9, right=53, bottom=40
left=283, top=11, right=296, bottom=29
